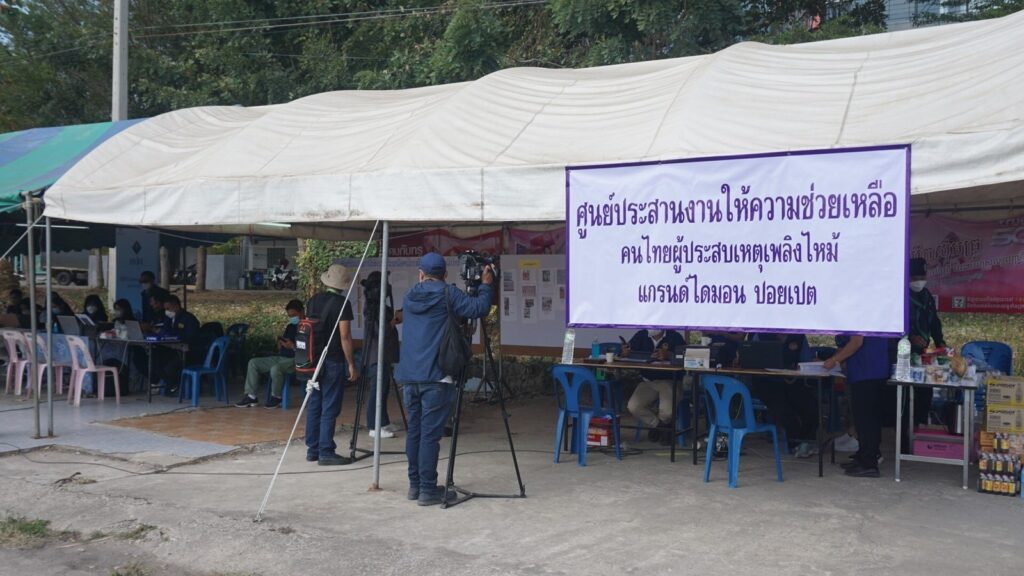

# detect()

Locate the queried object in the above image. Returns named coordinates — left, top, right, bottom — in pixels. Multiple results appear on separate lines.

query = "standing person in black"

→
left=749, top=333, right=818, bottom=457
left=304, top=264, right=359, bottom=466
left=138, top=271, right=169, bottom=324
left=362, top=271, right=402, bottom=439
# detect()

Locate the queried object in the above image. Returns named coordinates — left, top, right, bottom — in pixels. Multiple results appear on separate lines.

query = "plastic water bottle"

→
left=591, top=339, right=600, bottom=359
left=896, top=336, right=911, bottom=381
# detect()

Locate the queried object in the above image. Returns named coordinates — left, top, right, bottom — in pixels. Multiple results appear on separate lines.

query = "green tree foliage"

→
left=913, top=0, right=1023, bottom=24
left=1, top=0, right=1014, bottom=132
left=295, top=239, right=377, bottom=297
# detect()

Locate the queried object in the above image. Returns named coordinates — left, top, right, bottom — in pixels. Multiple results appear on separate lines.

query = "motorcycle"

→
left=269, top=266, right=297, bottom=291
left=171, top=264, right=197, bottom=286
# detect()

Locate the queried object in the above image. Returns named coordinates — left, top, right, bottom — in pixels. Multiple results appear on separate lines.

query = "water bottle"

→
left=896, top=335, right=911, bottom=381
left=591, top=339, right=600, bottom=359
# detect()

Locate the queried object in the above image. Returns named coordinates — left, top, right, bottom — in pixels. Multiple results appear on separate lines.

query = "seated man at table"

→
left=235, top=299, right=304, bottom=408
left=702, top=331, right=745, bottom=367
left=154, top=295, right=202, bottom=390
left=748, top=333, right=818, bottom=457
left=623, top=328, right=688, bottom=444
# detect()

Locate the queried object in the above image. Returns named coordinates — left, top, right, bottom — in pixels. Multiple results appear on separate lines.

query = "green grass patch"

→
left=117, top=524, right=156, bottom=541
left=0, top=515, right=51, bottom=548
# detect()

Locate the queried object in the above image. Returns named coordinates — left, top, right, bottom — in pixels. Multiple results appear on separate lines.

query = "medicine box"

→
left=986, top=405, right=1024, bottom=434
left=986, top=377, right=1024, bottom=406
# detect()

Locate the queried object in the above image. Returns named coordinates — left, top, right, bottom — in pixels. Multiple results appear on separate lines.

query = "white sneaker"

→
left=368, top=428, right=396, bottom=439
left=794, top=442, right=819, bottom=459
left=382, top=424, right=399, bottom=433
left=834, top=434, right=859, bottom=453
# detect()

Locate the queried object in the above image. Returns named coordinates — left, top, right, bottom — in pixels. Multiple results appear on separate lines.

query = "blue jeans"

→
left=305, top=359, right=346, bottom=459
left=366, top=363, right=391, bottom=429
left=404, top=382, right=455, bottom=492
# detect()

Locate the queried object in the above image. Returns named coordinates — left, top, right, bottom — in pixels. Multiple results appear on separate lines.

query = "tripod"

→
left=348, top=308, right=407, bottom=462
left=441, top=319, right=526, bottom=509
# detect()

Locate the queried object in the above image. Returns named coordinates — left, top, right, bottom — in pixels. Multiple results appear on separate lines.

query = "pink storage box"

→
left=912, top=437, right=964, bottom=460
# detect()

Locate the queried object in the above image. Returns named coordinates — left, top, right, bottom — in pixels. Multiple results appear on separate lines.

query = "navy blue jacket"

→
left=159, top=310, right=199, bottom=345
left=395, top=281, right=492, bottom=384
left=628, top=329, right=686, bottom=381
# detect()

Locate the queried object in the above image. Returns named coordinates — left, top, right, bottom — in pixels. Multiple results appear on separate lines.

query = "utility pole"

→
left=112, top=0, right=128, bottom=121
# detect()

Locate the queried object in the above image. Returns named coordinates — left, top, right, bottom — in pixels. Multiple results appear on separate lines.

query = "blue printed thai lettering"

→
left=721, top=184, right=734, bottom=222
left=611, top=200, right=626, bottom=226
left=707, top=199, right=723, bottom=222
left=576, top=203, right=589, bottom=228
left=628, top=201, right=639, bottom=224
left=883, top=192, right=898, bottom=217
left=801, top=231, right=812, bottom=262
left=816, top=194, right=828, bottom=219
left=638, top=284, right=656, bottom=303
left=868, top=193, right=883, bottom=217
left=749, top=197, right=764, bottom=221
left=827, top=195, right=843, bottom=219
left=851, top=193, right=868, bottom=218
left=799, top=192, right=815, bottom=220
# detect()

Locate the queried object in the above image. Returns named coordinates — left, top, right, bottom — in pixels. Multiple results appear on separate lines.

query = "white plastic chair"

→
left=1, top=330, right=29, bottom=395
left=32, top=334, right=69, bottom=397
left=66, top=335, right=119, bottom=406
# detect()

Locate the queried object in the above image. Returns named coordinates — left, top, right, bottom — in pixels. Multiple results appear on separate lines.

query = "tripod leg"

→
left=442, top=373, right=468, bottom=507
left=493, top=371, right=526, bottom=495
left=348, top=345, right=372, bottom=458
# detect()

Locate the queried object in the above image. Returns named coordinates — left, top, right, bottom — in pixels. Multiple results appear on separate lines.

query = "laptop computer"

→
left=123, top=320, right=145, bottom=341
left=57, top=315, right=81, bottom=336
left=739, top=340, right=785, bottom=370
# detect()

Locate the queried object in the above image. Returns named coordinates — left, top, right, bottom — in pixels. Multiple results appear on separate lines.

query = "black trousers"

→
left=851, top=378, right=886, bottom=466
left=752, top=378, right=818, bottom=443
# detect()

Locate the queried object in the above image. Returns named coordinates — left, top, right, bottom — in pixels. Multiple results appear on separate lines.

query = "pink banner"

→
left=910, top=214, right=1024, bottom=313
left=507, top=228, right=565, bottom=255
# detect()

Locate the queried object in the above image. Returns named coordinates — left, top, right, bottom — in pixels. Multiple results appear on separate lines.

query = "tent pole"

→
left=371, top=221, right=389, bottom=489
left=25, top=196, right=40, bottom=439
left=45, top=217, right=54, bottom=437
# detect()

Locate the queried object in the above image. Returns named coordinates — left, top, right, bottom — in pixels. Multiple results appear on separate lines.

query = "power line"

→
left=132, top=0, right=548, bottom=39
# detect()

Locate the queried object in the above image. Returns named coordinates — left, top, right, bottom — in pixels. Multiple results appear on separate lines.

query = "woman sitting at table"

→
left=623, top=328, right=688, bottom=444
left=82, top=294, right=109, bottom=324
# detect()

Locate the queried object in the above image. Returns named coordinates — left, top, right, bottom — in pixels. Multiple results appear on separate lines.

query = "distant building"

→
left=886, top=0, right=968, bottom=31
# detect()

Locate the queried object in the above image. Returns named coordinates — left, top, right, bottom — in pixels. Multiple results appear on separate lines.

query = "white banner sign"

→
left=566, top=146, right=910, bottom=336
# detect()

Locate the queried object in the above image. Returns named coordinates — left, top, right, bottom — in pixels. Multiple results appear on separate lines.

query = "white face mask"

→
left=114, top=310, right=124, bottom=320
left=86, top=306, right=98, bottom=315
left=165, top=310, right=175, bottom=319
left=141, top=283, right=152, bottom=291
left=909, top=280, right=927, bottom=293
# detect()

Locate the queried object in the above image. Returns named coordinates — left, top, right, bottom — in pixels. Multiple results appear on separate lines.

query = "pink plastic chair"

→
left=2, top=330, right=29, bottom=395
left=32, top=334, right=70, bottom=397
left=66, top=335, right=119, bottom=406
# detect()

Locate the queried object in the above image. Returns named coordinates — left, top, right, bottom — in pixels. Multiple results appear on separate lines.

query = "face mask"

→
left=909, top=280, right=927, bottom=293
left=86, top=306, right=98, bottom=315
left=114, top=310, right=124, bottom=320
left=289, top=316, right=300, bottom=325
left=165, top=310, right=175, bottom=319
left=141, top=283, right=152, bottom=291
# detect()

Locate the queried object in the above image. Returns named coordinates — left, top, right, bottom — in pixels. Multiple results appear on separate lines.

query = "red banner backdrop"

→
left=387, top=228, right=564, bottom=258
left=910, top=214, right=1024, bottom=313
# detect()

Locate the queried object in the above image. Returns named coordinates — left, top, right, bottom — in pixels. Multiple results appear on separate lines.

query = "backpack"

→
left=294, top=317, right=321, bottom=376
left=295, top=292, right=345, bottom=377
left=436, top=286, right=472, bottom=377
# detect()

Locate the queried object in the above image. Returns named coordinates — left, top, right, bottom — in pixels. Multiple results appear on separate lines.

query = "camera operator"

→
left=361, top=271, right=401, bottom=439
left=396, top=252, right=493, bottom=506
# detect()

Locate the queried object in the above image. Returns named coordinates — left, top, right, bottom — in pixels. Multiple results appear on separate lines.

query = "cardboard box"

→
left=684, top=347, right=711, bottom=369
left=986, top=405, right=1024, bottom=434
left=986, top=377, right=1024, bottom=406
left=979, top=431, right=1024, bottom=455
left=586, top=417, right=613, bottom=447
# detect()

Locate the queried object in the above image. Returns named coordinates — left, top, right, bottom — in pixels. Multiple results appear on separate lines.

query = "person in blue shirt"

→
left=395, top=252, right=493, bottom=506
left=622, top=328, right=687, bottom=444
left=154, top=294, right=202, bottom=393
left=825, top=335, right=890, bottom=478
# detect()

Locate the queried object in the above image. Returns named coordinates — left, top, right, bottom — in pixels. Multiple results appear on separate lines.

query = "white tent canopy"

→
left=45, top=11, right=1024, bottom=227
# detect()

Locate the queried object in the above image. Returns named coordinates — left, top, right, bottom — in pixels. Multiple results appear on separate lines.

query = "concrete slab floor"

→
left=0, top=396, right=1021, bottom=576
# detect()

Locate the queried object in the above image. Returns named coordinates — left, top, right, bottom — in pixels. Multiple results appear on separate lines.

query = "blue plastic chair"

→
left=552, top=365, right=622, bottom=466
left=961, top=341, right=1013, bottom=375
left=179, top=336, right=230, bottom=407
left=702, top=374, right=784, bottom=488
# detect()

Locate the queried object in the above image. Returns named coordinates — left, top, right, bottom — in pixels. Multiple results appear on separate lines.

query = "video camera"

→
left=360, top=271, right=393, bottom=322
left=458, top=250, right=500, bottom=289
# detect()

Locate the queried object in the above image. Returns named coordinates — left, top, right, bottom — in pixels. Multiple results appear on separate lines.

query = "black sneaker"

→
left=844, top=463, right=881, bottom=478
left=306, top=453, right=319, bottom=462
left=407, top=486, right=420, bottom=501
left=318, top=454, right=353, bottom=466
left=234, top=395, right=258, bottom=408
left=647, top=428, right=662, bottom=443
left=265, top=396, right=282, bottom=409
left=417, top=486, right=458, bottom=507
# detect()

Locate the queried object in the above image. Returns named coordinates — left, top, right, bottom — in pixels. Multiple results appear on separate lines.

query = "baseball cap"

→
left=418, top=252, right=447, bottom=277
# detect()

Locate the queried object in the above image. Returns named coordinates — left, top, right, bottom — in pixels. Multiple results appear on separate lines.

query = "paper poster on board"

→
left=566, top=146, right=911, bottom=335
